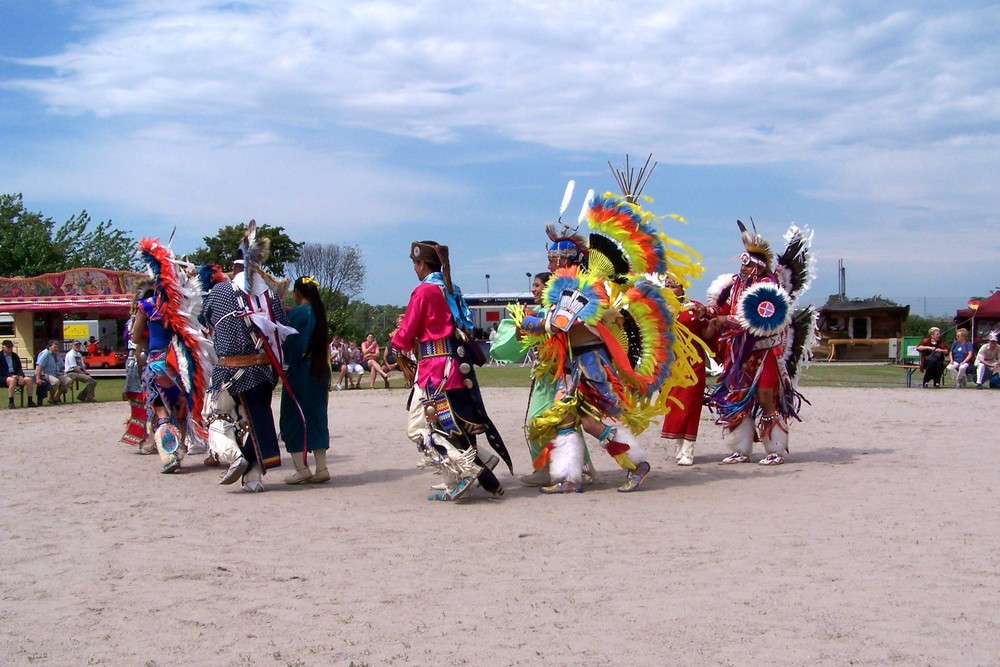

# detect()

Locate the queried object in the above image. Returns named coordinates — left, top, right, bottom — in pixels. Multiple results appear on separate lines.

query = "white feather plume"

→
left=559, top=180, right=575, bottom=218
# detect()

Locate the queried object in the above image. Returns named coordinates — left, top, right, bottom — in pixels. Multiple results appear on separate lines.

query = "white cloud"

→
left=2, top=0, right=999, bottom=308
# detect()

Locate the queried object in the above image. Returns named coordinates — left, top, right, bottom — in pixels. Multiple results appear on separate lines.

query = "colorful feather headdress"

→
left=584, top=192, right=668, bottom=281
left=737, top=219, right=773, bottom=269
left=197, top=264, right=227, bottom=295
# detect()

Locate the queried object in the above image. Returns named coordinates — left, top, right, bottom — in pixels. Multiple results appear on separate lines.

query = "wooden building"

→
left=814, top=296, right=910, bottom=361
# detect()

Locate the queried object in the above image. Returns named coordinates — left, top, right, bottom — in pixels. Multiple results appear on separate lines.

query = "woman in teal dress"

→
left=280, top=276, right=332, bottom=484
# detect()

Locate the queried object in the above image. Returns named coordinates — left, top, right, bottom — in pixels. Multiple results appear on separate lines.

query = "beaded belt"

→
left=419, top=338, right=454, bottom=359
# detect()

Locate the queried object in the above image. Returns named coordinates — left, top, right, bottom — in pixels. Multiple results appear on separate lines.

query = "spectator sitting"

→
left=65, top=340, right=98, bottom=402
left=361, top=332, right=390, bottom=389
left=946, top=327, right=975, bottom=388
left=343, top=339, right=364, bottom=389
left=381, top=343, right=399, bottom=375
left=1, top=339, right=37, bottom=408
left=329, top=334, right=345, bottom=390
left=916, top=326, right=948, bottom=388
left=35, top=339, right=71, bottom=404
left=974, top=334, right=1000, bottom=389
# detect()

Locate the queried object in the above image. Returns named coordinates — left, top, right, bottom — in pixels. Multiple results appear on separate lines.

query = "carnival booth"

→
left=0, top=268, right=148, bottom=361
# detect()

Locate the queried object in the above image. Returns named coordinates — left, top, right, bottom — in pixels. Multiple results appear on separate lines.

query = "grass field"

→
left=471, top=361, right=918, bottom=389
left=21, top=362, right=916, bottom=410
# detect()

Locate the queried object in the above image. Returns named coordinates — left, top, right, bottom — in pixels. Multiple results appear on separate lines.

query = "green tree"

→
left=187, top=222, right=303, bottom=276
left=319, top=288, right=401, bottom=343
left=55, top=210, right=143, bottom=272
left=0, top=194, right=61, bottom=276
left=905, top=314, right=951, bottom=337
left=0, top=193, right=142, bottom=276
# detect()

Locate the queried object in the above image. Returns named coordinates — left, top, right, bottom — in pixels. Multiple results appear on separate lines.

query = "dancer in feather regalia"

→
left=706, top=221, right=818, bottom=465
left=132, top=238, right=216, bottom=474
left=510, top=164, right=703, bottom=494
left=202, top=222, right=295, bottom=492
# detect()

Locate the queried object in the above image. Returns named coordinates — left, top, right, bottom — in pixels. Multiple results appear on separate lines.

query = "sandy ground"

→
left=1, top=384, right=999, bottom=666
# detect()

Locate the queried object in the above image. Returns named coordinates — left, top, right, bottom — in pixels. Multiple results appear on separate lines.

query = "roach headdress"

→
left=737, top=219, right=773, bottom=270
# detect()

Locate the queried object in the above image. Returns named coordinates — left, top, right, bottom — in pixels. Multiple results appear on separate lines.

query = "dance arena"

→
left=1, top=385, right=996, bottom=665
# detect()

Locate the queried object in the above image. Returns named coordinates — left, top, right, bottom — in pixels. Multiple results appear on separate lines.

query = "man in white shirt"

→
left=64, top=340, right=98, bottom=402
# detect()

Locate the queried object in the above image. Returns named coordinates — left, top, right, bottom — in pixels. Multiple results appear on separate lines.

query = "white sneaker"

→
left=677, top=455, right=694, bottom=466
left=758, top=453, right=784, bottom=466
left=721, top=452, right=750, bottom=464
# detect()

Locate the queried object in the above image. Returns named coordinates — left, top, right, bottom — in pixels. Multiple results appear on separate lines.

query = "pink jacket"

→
left=391, top=282, right=464, bottom=391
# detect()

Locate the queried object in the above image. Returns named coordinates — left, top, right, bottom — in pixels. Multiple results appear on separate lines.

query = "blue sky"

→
left=2, top=1, right=998, bottom=316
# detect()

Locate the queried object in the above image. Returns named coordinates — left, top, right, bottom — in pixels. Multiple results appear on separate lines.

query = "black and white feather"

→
left=782, top=306, right=819, bottom=388
left=774, top=225, right=815, bottom=301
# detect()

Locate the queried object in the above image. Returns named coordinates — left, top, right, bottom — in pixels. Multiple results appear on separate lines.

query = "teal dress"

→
left=280, top=304, right=330, bottom=452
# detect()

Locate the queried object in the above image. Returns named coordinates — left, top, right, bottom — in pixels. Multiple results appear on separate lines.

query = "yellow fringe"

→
left=527, top=397, right=579, bottom=445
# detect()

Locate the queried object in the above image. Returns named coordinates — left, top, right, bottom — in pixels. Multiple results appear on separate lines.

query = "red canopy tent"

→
left=954, top=292, right=1000, bottom=344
